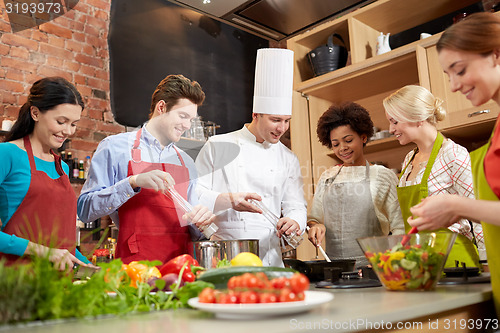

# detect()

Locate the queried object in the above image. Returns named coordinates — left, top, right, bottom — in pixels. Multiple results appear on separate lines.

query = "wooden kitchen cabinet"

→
left=286, top=0, right=495, bottom=260
left=287, top=0, right=493, bottom=203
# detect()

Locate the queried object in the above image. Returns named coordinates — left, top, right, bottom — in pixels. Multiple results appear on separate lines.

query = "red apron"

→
left=115, top=129, right=190, bottom=264
left=1, top=136, right=76, bottom=264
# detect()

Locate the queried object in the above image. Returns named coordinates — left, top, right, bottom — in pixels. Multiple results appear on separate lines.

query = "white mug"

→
left=2, top=119, right=14, bottom=131
left=420, top=33, right=432, bottom=40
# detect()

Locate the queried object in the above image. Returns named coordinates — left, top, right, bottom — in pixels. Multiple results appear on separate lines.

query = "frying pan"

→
left=283, top=258, right=356, bottom=282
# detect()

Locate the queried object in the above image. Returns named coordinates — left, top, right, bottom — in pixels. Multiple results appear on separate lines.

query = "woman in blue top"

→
left=0, top=77, right=90, bottom=270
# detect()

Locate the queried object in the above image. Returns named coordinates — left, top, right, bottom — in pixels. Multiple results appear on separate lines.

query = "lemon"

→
left=230, top=252, right=263, bottom=266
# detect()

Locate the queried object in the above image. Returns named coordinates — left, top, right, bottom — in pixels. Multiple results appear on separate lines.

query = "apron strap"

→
left=51, top=150, right=64, bottom=176
left=23, top=136, right=37, bottom=171
left=172, top=146, right=186, bottom=168
left=420, top=132, right=444, bottom=185
left=364, top=160, right=370, bottom=179
left=131, top=128, right=142, bottom=163
left=398, top=132, right=444, bottom=201
left=23, top=136, right=64, bottom=176
left=418, top=132, right=444, bottom=200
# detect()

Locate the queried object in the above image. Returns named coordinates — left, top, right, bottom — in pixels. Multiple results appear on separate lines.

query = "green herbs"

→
left=0, top=257, right=213, bottom=325
left=215, top=258, right=231, bottom=268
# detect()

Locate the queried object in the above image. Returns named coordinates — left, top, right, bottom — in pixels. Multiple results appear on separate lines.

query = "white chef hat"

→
left=252, top=48, right=294, bottom=116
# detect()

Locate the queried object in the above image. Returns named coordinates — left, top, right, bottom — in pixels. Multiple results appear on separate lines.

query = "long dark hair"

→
left=5, top=77, right=84, bottom=142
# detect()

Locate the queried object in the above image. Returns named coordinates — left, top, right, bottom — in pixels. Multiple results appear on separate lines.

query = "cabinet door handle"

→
left=468, top=109, right=490, bottom=117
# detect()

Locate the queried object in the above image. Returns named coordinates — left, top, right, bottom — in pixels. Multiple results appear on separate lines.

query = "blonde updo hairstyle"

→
left=383, top=85, right=446, bottom=126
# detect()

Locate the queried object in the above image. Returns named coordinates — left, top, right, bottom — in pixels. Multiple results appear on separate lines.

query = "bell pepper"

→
left=159, top=254, right=200, bottom=282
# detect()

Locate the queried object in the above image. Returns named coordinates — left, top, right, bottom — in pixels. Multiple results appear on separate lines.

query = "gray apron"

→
left=323, top=161, right=383, bottom=266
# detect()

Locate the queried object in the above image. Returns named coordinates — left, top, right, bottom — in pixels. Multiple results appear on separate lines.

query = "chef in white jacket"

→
left=195, top=48, right=307, bottom=267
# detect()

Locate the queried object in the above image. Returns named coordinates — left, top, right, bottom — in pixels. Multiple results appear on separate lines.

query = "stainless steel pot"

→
left=191, top=239, right=259, bottom=269
left=218, top=239, right=259, bottom=261
left=192, top=241, right=221, bottom=269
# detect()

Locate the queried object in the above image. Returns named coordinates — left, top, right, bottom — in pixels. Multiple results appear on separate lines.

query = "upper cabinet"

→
left=286, top=0, right=499, bottom=204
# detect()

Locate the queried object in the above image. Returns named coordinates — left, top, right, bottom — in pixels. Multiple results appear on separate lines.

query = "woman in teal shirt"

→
left=1, top=77, right=90, bottom=270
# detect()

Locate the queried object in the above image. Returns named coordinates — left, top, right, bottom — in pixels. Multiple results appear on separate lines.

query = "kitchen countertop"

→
left=3, top=283, right=495, bottom=333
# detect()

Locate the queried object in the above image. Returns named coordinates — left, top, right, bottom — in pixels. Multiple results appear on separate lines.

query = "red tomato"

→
left=296, top=292, right=305, bottom=301
left=271, top=276, right=290, bottom=289
left=216, top=291, right=239, bottom=304
left=259, top=292, right=278, bottom=303
left=198, top=288, right=216, bottom=303
left=239, top=290, right=259, bottom=304
left=255, top=272, right=269, bottom=282
left=255, top=273, right=272, bottom=289
left=227, top=276, right=237, bottom=289
left=279, top=288, right=297, bottom=302
left=289, top=273, right=309, bottom=293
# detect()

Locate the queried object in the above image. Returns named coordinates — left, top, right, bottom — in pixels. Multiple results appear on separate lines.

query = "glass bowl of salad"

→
left=357, top=232, right=457, bottom=291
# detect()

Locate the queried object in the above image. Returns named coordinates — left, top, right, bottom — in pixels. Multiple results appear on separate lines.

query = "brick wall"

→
left=0, top=0, right=124, bottom=164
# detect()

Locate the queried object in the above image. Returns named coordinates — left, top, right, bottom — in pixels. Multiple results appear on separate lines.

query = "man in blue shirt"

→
left=77, top=75, right=215, bottom=264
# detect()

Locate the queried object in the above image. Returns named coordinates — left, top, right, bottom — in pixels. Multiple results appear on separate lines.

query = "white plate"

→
left=188, top=291, right=333, bottom=319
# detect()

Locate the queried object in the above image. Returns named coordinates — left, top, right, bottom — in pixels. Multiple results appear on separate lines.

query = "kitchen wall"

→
left=0, top=0, right=123, bottom=167
left=1, top=0, right=495, bottom=164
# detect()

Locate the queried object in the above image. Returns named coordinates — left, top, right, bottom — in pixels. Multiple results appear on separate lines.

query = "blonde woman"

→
left=384, top=84, right=484, bottom=268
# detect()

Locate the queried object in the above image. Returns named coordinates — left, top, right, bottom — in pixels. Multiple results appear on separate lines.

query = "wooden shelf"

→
left=288, top=0, right=489, bottom=208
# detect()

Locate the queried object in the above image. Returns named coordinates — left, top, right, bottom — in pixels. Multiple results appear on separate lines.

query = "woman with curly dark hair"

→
left=307, top=102, right=404, bottom=265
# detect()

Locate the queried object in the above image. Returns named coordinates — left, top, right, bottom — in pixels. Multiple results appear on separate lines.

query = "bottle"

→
left=78, top=160, right=85, bottom=179
left=109, top=238, right=116, bottom=260
left=66, top=152, right=73, bottom=177
left=73, top=158, right=79, bottom=179
left=84, top=156, right=91, bottom=179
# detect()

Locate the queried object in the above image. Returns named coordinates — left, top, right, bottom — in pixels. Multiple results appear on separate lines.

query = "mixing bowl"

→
left=357, top=232, right=457, bottom=291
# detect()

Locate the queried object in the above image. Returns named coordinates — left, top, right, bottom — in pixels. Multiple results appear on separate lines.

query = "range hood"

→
left=166, top=0, right=376, bottom=41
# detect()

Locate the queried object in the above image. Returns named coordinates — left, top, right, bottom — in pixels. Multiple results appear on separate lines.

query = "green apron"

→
left=397, top=132, right=480, bottom=268
left=470, top=131, right=500, bottom=318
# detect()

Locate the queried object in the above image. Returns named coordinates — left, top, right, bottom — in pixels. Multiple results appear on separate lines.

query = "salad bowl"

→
left=357, top=232, right=457, bottom=291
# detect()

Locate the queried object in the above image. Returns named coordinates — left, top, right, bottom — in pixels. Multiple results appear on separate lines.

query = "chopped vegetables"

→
left=365, top=243, right=446, bottom=291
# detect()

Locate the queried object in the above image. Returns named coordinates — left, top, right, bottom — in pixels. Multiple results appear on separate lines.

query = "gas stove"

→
left=438, top=262, right=491, bottom=285
left=315, top=266, right=382, bottom=289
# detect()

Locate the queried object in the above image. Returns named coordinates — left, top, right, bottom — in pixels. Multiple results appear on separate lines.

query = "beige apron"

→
left=323, top=161, right=383, bottom=267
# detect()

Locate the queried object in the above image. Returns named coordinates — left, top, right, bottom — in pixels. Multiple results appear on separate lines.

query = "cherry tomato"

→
left=290, top=273, right=309, bottom=293
left=227, top=276, right=237, bottom=289
left=216, top=291, right=239, bottom=304
left=198, top=288, right=216, bottom=303
left=239, top=290, right=259, bottom=304
left=255, top=272, right=271, bottom=289
left=271, top=276, right=290, bottom=289
left=259, top=292, right=278, bottom=303
left=279, top=288, right=297, bottom=302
